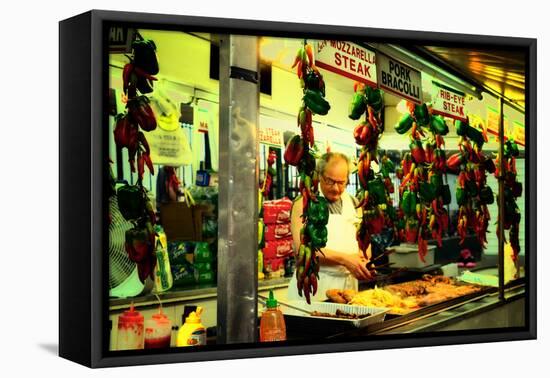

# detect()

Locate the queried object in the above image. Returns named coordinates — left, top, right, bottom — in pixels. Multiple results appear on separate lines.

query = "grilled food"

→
left=310, top=309, right=371, bottom=320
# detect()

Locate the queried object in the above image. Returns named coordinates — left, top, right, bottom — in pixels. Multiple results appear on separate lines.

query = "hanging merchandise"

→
left=349, top=82, right=391, bottom=258
left=147, top=87, right=193, bottom=166
left=284, top=42, right=331, bottom=304
left=113, top=37, right=161, bottom=283
left=261, top=150, right=277, bottom=199
left=395, top=102, right=451, bottom=262
left=494, top=139, right=521, bottom=260
left=448, top=117, right=494, bottom=250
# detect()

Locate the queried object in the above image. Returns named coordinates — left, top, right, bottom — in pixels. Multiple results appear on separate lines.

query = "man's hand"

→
left=342, top=254, right=374, bottom=281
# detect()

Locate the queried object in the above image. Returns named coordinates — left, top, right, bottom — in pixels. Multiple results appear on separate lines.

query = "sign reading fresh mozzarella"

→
left=315, top=40, right=377, bottom=87
left=377, top=54, right=422, bottom=104
left=431, top=81, right=467, bottom=121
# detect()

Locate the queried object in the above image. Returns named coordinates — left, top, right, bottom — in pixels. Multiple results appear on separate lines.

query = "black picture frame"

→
left=59, top=9, right=537, bottom=368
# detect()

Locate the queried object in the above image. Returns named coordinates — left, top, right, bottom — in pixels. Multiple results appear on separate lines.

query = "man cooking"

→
left=287, top=152, right=373, bottom=302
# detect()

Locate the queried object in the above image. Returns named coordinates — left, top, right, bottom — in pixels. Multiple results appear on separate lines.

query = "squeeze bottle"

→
left=259, top=290, right=286, bottom=342
left=176, top=307, right=207, bottom=347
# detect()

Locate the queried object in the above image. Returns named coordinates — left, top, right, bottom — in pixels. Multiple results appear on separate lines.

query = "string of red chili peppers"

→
left=447, top=117, right=494, bottom=251
left=348, top=82, right=386, bottom=260
left=395, top=102, right=450, bottom=262
left=494, top=139, right=521, bottom=260
left=284, top=42, right=330, bottom=304
left=261, top=150, right=277, bottom=199
left=113, top=38, right=161, bottom=282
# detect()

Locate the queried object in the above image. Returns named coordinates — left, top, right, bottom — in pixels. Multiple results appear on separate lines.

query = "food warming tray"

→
left=282, top=301, right=388, bottom=336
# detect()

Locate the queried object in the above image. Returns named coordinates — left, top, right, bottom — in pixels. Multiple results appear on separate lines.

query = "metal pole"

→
left=217, top=34, right=260, bottom=344
left=498, top=97, right=506, bottom=301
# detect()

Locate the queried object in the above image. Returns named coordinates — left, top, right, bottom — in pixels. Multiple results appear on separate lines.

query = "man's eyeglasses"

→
left=322, top=175, right=348, bottom=188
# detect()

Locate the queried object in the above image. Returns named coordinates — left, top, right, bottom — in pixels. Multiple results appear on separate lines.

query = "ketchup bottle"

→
left=144, top=307, right=172, bottom=349
left=117, top=303, right=144, bottom=350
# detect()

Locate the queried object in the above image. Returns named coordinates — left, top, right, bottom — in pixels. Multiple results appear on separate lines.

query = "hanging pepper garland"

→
left=395, top=102, right=451, bottom=262
left=284, top=42, right=330, bottom=304
left=447, top=117, right=494, bottom=250
left=348, top=82, right=388, bottom=258
left=261, top=150, right=277, bottom=198
left=113, top=38, right=160, bottom=282
left=494, top=139, right=522, bottom=260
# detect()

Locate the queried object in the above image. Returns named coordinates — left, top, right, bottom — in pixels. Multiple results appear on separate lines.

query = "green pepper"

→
left=504, top=140, right=520, bottom=158
left=304, top=71, right=324, bottom=95
left=430, top=115, right=449, bottom=135
left=441, top=184, right=452, bottom=205
left=303, top=89, right=330, bottom=115
left=366, top=86, right=383, bottom=112
left=465, top=126, right=484, bottom=148
left=306, top=223, right=328, bottom=249
left=414, top=103, right=430, bottom=126
left=419, top=182, right=436, bottom=202
left=385, top=204, right=397, bottom=221
left=479, top=186, right=494, bottom=204
left=430, top=174, right=444, bottom=193
left=455, top=120, right=468, bottom=136
left=456, top=187, right=466, bottom=206
left=307, top=197, right=329, bottom=226
left=395, top=113, right=414, bottom=134
left=348, top=92, right=366, bottom=120
left=401, top=190, right=417, bottom=216
left=367, top=177, right=386, bottom=205
left=298, top=150, right=316, bottom=176
left=117, top=184, right=146, bottom=220
left=466, top=180, right=478, bottom=197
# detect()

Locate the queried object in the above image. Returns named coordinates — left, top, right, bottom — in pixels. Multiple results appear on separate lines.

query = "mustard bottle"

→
left=176, top=307, right=206, bottom=347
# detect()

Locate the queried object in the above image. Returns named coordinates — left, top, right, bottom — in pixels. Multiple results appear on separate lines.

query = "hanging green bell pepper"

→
left=479, top=186, right=494, bottom=204
left=303, top=89, right=330, bottom=115
left=366, top=86, right=383, bottom=112
left=348, top=92, right=366, bottom=120
left=367, top=176, right=387, bottom=205
left=414, top=103, right=430, bottom=126
left=456, top=187, right=466, bottom=206
left=306, top=223, right=328, bottom=249
left=430, top=173, right=444, bottom=193
left=117, top=184, right=146, bottom=220
left=307, top=197, right=329, bottom=226
left=419, top=182, right=436, bottom=202
left=430, top=115, right=449, bottom=135
left=395, top=113, right=414, bottom=134
left=441, top=184, right=452, bottom=205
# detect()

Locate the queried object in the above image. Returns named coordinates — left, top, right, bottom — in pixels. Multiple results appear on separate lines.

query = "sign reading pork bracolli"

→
left=377, top=53, right=422, bottom=104
left=59, top=11, right=534, bottom=368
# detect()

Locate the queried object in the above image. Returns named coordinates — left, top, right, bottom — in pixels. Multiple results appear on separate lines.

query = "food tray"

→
left=283, top=301, right=388, bottom=335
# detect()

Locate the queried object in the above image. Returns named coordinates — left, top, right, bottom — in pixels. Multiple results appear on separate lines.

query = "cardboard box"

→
left=160, top=202, right=211, bottom=241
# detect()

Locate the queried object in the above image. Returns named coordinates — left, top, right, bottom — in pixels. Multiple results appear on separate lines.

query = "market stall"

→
left=106, top=28, right=527, bottom=350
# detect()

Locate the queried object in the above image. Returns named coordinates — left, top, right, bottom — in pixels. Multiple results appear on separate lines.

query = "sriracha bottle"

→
left=259, top=290, right=286, bottom=342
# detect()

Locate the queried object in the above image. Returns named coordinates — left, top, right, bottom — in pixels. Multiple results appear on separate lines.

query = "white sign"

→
left=315, top=40, right=377, bottom=87
left=377, top=54, right=422, bottom=104
left=259, top=127, right=283, bottom=147
left=431, top=81, right=467, bottom=121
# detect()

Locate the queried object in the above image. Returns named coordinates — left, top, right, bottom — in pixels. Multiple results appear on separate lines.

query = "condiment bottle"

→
left=144, top=307, right=172, bottom=349
left=117, top=303, right=144, bottom=350
left=153, top=225, right=173, bottom=293
left=259, top=290, right=286, bottom=342
left=176, top=307, right=206, bottom=347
